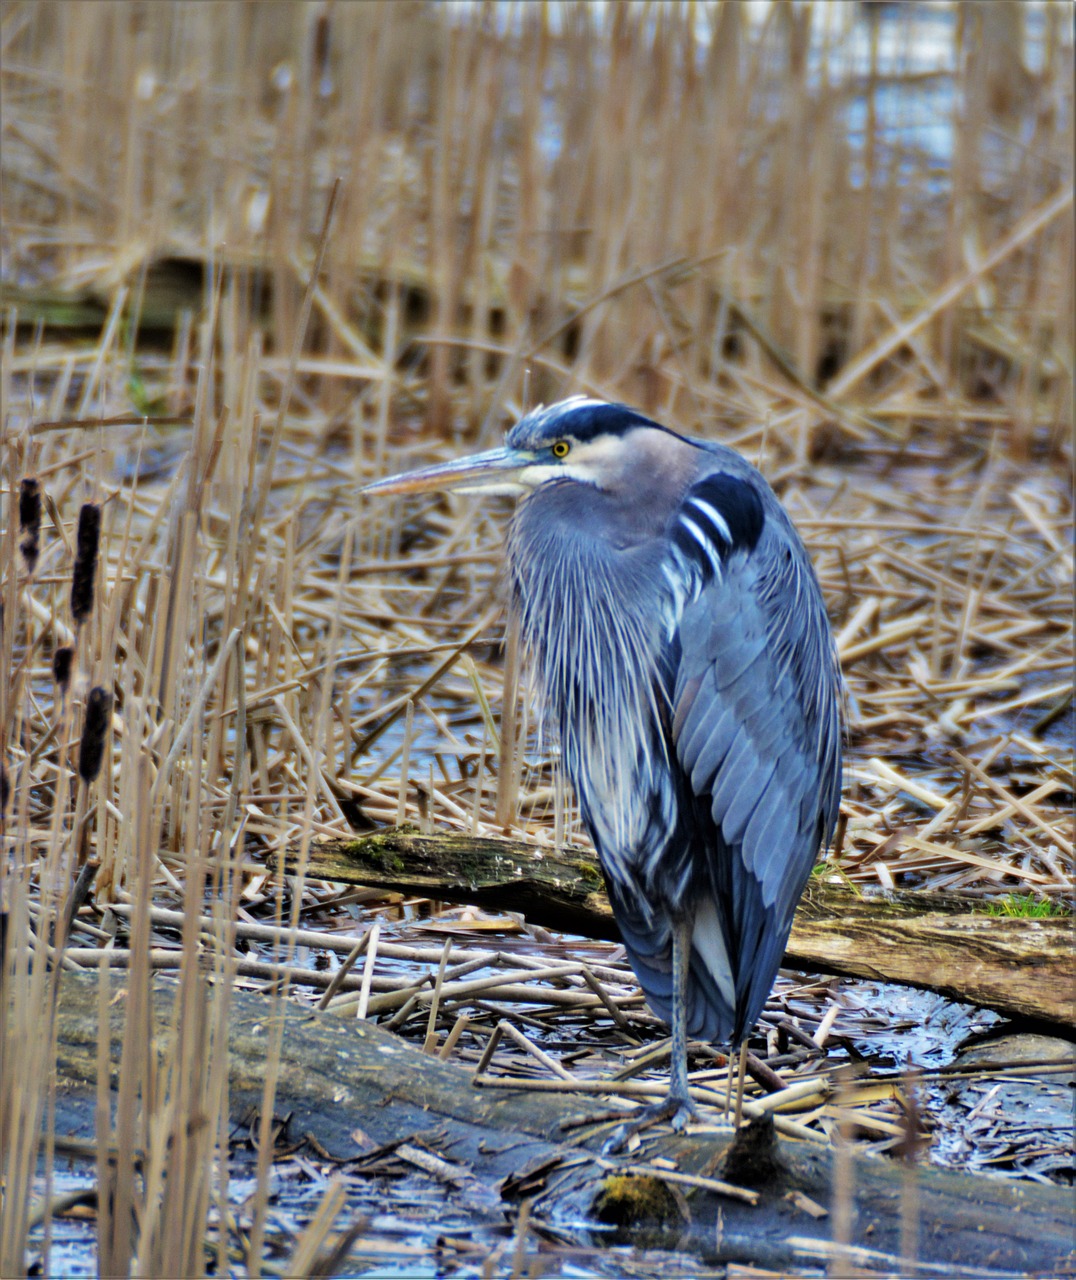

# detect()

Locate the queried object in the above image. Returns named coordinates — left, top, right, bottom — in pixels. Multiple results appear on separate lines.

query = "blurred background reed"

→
left=1, top=2, right=1072, bottom=1275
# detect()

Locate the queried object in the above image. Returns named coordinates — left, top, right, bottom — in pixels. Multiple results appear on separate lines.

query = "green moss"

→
left=593, top=1174, right=681, bottom=1228
left=809, top=860, right=861, bottom=894
left=343, top=835, right=407, bottom=874
left=983, top=893, right=1070, bottom=918
left=570, top=857, right=606, bottom=893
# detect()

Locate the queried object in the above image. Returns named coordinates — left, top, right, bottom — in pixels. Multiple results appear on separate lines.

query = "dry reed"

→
left=1, top=2, right=1072, bottom=1275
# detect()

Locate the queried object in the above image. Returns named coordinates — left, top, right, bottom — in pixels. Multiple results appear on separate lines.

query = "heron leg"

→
left=733, top=1037, right=749, bottom=1127
left=666, top=914, right=694, bottom=1117
left=602, top=917, right=697, bottom=1155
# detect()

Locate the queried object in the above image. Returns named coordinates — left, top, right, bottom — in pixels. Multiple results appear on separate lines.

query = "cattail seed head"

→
left=70, top=503, right=101, bottom=626
left=53, top=646, right=74, bottom=692
left=19, top=478, right=42, bottom=574
left=78, top=687, right=112, bottom=785
left=0, top=759, right=9, bottom=815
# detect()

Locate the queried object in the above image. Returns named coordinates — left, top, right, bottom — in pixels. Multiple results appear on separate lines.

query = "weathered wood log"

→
left=51, top=970, right=1075, bottom=1276
left=270, top=831, right=1074, bottom=1026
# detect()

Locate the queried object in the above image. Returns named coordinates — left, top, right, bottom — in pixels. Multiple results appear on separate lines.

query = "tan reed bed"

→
left=1, top=1, right=1073, bottom=1274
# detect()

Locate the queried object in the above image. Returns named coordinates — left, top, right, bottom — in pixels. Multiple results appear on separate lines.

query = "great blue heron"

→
left=364, top=397, right=843, bottom=1145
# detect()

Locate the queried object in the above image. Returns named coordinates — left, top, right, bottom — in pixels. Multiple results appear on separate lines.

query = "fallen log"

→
left=51, top=970, right=1075, bottom=1276
left=270, top=831, right=1073, bottom=1026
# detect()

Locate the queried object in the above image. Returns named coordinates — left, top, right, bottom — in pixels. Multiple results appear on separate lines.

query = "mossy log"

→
left=271, top=832, right=1073, bottom=1027
left=51, top=970, right=1074, bottom=1276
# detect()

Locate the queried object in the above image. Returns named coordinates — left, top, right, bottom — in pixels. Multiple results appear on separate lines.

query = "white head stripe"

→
left=560, top=395, right=610, bottom=411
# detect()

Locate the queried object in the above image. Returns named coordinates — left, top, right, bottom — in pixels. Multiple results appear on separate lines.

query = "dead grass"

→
left=1, top=2, right=1072, bottom=1275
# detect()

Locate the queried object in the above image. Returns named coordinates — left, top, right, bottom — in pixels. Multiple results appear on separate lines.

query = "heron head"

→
left=361, top=397, right=693, bottom=499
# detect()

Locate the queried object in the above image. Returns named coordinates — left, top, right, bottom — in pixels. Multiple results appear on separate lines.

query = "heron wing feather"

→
left=666, top=479, right=842, bottom=1041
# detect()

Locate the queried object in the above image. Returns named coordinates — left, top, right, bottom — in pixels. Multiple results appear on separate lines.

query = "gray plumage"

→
left=364, top=396, right=843, bottom=1135
left=504, top=399, right=842, bottom=1046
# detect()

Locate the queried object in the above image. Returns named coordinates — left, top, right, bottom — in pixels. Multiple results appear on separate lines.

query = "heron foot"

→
left=601, top=1093, right=697, bottom=1156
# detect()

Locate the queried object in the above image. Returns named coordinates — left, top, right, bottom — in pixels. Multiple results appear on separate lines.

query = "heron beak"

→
left=360, top=446, right=535, bottom=496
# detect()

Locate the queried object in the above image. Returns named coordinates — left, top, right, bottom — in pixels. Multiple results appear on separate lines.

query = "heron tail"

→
left=607, top=885, right=741, bottom=1044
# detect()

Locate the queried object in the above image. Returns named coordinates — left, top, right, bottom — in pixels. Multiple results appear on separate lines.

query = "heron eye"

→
left=551, top=440, right=570, bottom=459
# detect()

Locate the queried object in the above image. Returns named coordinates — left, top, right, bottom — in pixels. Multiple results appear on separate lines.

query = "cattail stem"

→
left=61, top=857, right=100, bottom=949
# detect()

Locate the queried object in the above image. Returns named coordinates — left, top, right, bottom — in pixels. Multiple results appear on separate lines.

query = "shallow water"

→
left=30, top=939, right=1070, bottom=1280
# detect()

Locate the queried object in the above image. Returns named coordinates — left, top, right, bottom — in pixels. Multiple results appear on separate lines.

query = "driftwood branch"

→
left=271, top=831, right=1073, bottom=1026
left=52, top=970, right=1075, bottom=1276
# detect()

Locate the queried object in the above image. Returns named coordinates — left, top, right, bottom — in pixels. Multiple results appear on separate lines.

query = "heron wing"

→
left=666, top=472, right=843, bottom=1041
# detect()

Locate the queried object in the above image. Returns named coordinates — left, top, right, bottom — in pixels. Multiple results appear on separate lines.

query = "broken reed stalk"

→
left=829, top=1083, right=856, bottom=1278
left=899, top=1077, right=926, bottom=1271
